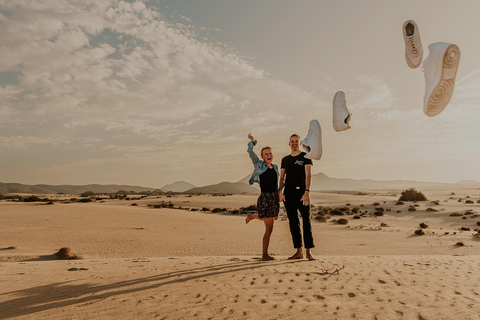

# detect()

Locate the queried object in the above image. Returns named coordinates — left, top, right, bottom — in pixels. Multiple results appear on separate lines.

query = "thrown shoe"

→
left=332, top=91, right=352, bottom=132
left=301, top=119, right=322, bottom=160
left=403, top=20, right=423, bottom=69
left=423, top=42, right=460, bottom=117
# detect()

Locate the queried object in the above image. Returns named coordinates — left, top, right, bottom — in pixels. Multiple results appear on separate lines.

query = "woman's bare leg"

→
left=262, top=218, right=275, bottom=260
left=246, top=214, right=261, bottom=224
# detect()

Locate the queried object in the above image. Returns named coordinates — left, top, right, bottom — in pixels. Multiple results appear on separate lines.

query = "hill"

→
left=185, top=182, right=258, bottom=194
left=161, top=181, right=195, bottom=193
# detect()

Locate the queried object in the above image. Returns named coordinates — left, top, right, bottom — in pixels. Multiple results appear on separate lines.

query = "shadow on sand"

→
left=0, top=258, right=307, bottom=319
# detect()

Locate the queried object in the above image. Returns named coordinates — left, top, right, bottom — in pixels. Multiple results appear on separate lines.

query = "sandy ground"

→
left=1, top=189, right=480, bottom=319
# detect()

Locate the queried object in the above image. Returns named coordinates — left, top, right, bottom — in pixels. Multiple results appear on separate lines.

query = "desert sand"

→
left=1, top=189, right=480, bottom=319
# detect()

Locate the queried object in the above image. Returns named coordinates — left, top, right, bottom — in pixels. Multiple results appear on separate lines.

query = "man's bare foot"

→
left=261, top=255, right=275, bottom=261
left=287, top=252, right=303, bottom=260
left=246, top=214, right=254, bottom=224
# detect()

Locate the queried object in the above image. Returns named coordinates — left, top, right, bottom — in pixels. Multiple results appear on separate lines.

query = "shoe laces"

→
left=409, top=38, right=418, bottom=54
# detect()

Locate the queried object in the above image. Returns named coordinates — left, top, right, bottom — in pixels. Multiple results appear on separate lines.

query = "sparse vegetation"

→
left=426, top=208, right=438, bottom=212
left=455, top=241, right=465, bottom=246
left=212, top=208, right=227, bottom=213
left=460, top=227, right=470, bottom=231
left=395, top=201, right=404, bottom=205
left=399, top=188, right=427, bottom=202
left=450, top=212, right=463, bottom=217
left=465, top=200, right=474, bottom=204
left=374, top=211, right=384, bottom=216
left=337, top=218, right=348, bottom=225
left=408, top=206, right=417, bottom=212
left=330, top=209, right=344, bottom=216
left=353, top=215, right=361, bottom=219
left=419, top=223, right=428, bottom=229
left=414, top=229, right=425, bottom=235
left=55, top=247, right=82, bottom=260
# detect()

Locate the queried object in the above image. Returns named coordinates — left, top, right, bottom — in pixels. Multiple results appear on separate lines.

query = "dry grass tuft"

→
left=55, top=247, right=82, bottom=260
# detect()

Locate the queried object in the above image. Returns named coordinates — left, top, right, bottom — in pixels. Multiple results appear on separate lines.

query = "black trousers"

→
left=284, top=190, right=314, bottom=249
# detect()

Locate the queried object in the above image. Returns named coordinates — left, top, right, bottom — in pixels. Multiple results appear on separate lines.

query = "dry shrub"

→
left=414, top=229, right=425, bottom=235
left=465, top=200, right=474, bottom=204
left=460, top=227, right=471, bottom=231
left=408, top=206, right=417, bottom=212
left=426, top=208, right=438, bottom=212
left=455, top=241, right=465, bottom=246
left=396, top=201, right=404, bottom=205
left=353, top=215, right=361, bottom=219
left=399, top=188, right=427, bottom=202
left=315, top=216, right=327, bottom=223
left=419, top=223, right=428, bottom=229
left=374, top=211, right=384, bottom=216
left=450, top=212, right=463, bottom=217
left=337, top=218, right=348, bottom=225
left=55, top=247, right=82, bottom=260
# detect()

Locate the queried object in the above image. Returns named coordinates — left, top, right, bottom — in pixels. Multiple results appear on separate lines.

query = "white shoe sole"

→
left=424, top=44, right=460, bottom=117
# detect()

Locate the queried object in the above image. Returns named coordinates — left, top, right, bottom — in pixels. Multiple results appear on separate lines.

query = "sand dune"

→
left=1, top=189, right=480, bottom=319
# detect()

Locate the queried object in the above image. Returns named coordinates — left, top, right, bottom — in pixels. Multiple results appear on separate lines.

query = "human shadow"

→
left=0, top=258, right=306, bottom=319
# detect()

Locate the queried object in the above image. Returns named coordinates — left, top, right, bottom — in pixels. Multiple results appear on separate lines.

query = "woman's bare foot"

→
left=261, top=255, right=275, bottom=261
left=246, top=214, right=254, bottom=224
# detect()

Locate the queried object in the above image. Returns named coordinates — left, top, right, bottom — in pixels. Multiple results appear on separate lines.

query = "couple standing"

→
left=246, top=133, right=315, bottom=261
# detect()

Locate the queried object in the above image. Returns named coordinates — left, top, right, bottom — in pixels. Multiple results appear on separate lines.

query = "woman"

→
left=245, top=133, right=280, bottom=261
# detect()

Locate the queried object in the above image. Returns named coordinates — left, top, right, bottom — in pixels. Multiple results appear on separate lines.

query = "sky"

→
left=1, top=0, right=479, bottom=188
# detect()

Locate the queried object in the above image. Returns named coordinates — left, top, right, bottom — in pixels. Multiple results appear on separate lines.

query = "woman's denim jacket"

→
left=247, top=140, right=280, bottom=186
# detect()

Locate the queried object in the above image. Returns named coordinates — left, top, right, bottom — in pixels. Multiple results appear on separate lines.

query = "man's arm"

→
left=301, top=164, right=312, bottom=206
left=279, top=168, right=286, bottom=202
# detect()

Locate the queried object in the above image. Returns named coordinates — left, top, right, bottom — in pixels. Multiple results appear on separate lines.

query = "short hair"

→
left=290, top=134, right=300, bottom=140
left=261, top=146, right=272, bottom=156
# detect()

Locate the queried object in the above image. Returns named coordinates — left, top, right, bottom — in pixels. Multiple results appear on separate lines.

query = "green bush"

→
left=399, top=188, right=427, bottom=202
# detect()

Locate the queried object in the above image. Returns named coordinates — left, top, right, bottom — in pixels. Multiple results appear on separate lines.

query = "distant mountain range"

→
left=0, top=182, right=157, bottom=195
left=2, top=173, right=480, bottom=195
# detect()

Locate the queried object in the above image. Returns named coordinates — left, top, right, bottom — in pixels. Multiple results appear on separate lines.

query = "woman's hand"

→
left=248, top=133, right=255, bottom=141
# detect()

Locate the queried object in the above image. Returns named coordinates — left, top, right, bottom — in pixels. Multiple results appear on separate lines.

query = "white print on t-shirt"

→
left=294, top=160, right=304, bottom=166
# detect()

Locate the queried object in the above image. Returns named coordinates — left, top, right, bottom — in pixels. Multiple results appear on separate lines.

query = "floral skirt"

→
left=257, top=191, right=279, bottom=219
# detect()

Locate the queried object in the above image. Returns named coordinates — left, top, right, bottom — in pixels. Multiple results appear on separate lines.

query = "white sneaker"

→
left=403, top=20, right=423, bottom=69
left=301, top=119, right=322, bottom=160
left=423, top=42, right=460, bottom=117
left=332, top=91, right=352, bottom=132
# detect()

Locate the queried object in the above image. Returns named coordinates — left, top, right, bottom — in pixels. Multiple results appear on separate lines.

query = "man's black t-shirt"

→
left=281, top=152, right=312, bottom=193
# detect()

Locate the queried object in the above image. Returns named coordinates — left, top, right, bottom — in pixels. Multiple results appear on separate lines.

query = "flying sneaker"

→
left=332, top=91, right=352, bottom=132
left=423, top=42, right=460, bottom=117
left=403, top=20, right=423, bottom=69
left=301, top=119, right=322, bottom=160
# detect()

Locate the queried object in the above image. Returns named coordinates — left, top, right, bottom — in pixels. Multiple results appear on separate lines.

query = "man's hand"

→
left=301, top=192, right=310, bottom=206
left=248, top=133, right=254, bottom=141
left=279, top=193, right=285, bottom=202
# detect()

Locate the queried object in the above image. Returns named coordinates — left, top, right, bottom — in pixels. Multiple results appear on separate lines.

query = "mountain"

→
left=161, top=181, right=196, bottom=193
left=238, top=172, right=480, bottom=191
left=185, top=182, right=258, bottom=194
left=0, top=182, right=156, bottom=195
left=310, top=173, right=480, bottom=191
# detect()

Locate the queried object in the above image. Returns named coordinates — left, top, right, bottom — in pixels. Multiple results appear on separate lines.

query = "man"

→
left=279, top=134, right=315, bottom=260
